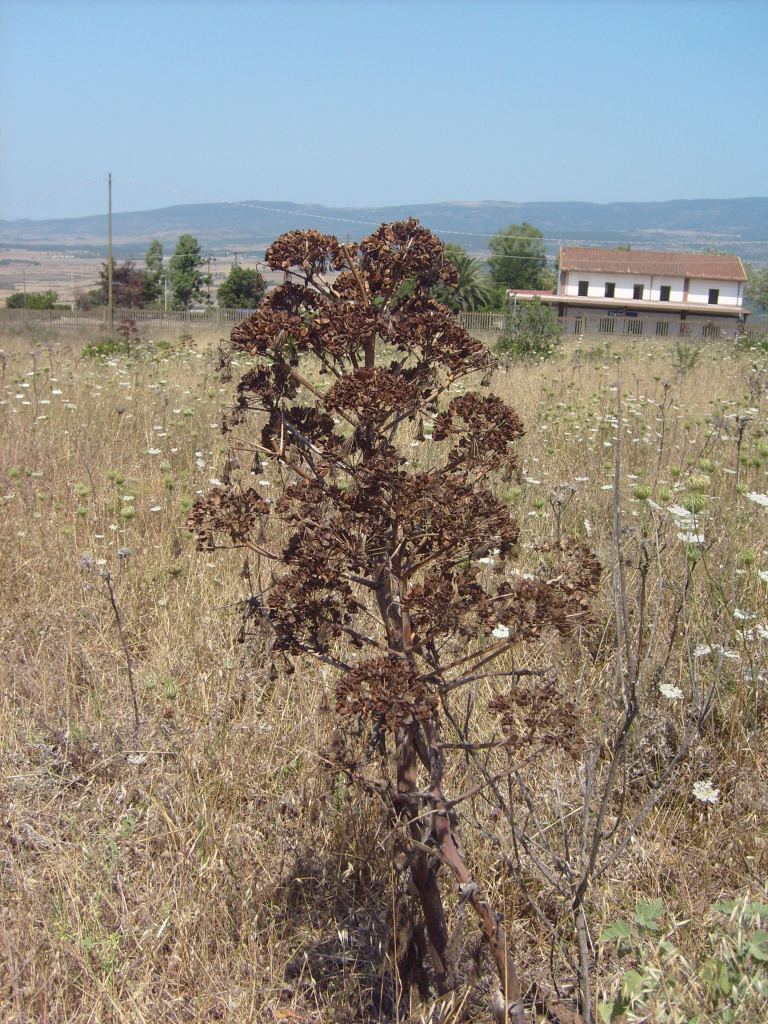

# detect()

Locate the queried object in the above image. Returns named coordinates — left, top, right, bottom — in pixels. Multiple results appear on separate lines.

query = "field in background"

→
left=0, top=249, right=283, bottom=307
left=1, top=325, right=767, bottom=1022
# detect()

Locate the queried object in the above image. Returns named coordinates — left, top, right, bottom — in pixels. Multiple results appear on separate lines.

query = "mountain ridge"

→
left=3, top=197, right=767, bottom=260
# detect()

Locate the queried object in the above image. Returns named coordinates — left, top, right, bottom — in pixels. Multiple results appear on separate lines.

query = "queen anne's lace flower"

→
left=678, top=531, right=705, bottom=545
left=659, top=683, right=684, bottom=700
left=692, top=780, right=720, bottom=804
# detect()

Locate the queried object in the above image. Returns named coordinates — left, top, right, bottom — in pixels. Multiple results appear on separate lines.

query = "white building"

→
left=509, top=247, right=749, bottom=338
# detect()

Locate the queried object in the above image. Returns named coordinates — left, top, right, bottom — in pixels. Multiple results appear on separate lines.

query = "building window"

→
left=708, top=288, right=719, bottom=305
left=659, top=285, right=671, bottom=302
left=578, top=280, right=589, bottom=297
left=605, top=282, right=615, bottom=298
left=625, top=318, right=643, bottom=336
left=656, top=321, right=670, bottom=336
left=633, top=284, right=645, bottom=300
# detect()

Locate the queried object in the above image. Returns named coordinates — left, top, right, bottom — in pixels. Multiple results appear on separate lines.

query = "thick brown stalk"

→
left=422, top=719, right=526, bottom=1024
left=395, top=723, right=451, bottom=994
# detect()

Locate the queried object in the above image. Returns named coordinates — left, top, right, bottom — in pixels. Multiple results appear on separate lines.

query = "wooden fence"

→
left=0, top=307, right=247, bottom=330
left=2, top=306, right=767, bottom=344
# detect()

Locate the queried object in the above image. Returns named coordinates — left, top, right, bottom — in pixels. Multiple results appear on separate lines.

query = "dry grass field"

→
left=0, top=249, right=282, bottom=307
left=1, top=323, right=767, bottom=1023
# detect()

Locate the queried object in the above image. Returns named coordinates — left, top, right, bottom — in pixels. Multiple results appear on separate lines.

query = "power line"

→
left=112, top=177, right=768, bottom=249
left=4, top=175, right=768, bottom=265
left=0, top=179, right=102, bottom=210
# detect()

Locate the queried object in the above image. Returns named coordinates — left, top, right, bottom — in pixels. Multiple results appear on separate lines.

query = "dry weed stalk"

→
left=189, top=221, right=600, bottom=1021
left=460, top=379, right=736, bottom=1024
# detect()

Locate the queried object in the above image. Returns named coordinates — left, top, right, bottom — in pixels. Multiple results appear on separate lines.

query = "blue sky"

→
left=1, top=0, right=767, bottom=219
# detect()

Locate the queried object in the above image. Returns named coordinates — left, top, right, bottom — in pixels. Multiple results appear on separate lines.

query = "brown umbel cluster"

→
left=188, top=219, right=599, bottom=1022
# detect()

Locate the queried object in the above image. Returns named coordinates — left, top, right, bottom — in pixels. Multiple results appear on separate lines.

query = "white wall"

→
left=686, top=278, right=741, bottom=306
left=562, top=271, right=741, bottom=306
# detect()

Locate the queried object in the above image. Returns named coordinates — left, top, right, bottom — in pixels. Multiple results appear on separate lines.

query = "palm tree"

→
left=433, top=243, right=492, bottom=312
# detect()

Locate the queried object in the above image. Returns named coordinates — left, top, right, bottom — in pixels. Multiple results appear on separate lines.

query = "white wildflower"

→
left=758, top=570, right=768, bottom=584
left=659, top=683, right=684, bottom=700
left=745, top=492, right=768, bottom=508
left=692, top=780, right=720, bottom=805
left=733, top=609, right=754, bottom=622
left=678, top=531, right=705, bottom=545
left=492, top=624, right=510, bottom=640
left=668, top=504, right=694, bottom=521
left=147, top=447, right=161, bottom=456
left=696, top=643, right=740, bottom=660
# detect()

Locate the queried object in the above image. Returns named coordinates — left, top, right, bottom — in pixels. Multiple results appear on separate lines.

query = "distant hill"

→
left=2, top=197, right=767, bottom=261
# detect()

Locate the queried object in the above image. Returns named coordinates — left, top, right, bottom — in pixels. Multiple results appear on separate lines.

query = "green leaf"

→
left=700, top=957, right=722, bottom=994
left=598, top=996, right=628, bottom=1022
left=635, top=898, right=663, bottom=932
left=597, top=1002, right=615, bottom=1024
left=713, top=900, right=737, bottom=915
left=600, top=919, right=632, bottom=944
left=621, top=969, right=646, bottom=999
left=704, top=958, right=733, bottom=999
left=747, top=930, right=768, bottom=961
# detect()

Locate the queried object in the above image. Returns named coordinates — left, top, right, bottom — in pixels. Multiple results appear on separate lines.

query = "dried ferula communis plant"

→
left=189, top=220, right=600, bottom=1021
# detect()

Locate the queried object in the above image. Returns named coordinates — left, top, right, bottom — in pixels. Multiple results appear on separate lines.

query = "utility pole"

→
left=107, top=172, right=114, bottom=330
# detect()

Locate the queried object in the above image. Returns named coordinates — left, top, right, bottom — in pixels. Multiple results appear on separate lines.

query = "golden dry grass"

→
left=1, top=325, right=767, bottom=1023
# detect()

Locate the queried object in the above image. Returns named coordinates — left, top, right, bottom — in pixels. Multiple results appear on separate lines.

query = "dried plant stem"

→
left=101, top=572, right=140, bottom=737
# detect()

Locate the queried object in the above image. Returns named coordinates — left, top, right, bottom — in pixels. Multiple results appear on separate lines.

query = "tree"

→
left=431, top=243, right=491, bottom=311
left=143, top=240, right=164, bottom=305
left=98, top=260, right=146, bottom=307
left=496, top=297, right=564, bottom=359
left=189, top=221, right=599, bottom=1021
left=168, top=234, right=210, bottom=309
left=74, top=288, right=104, bottom=311
left=217, top=264, right=267, bottom=308
left=487, top=221, right=550, bottom=290
left=6, top=290, right=58, bottom=309
left=744, top=261, right=768, bottom=312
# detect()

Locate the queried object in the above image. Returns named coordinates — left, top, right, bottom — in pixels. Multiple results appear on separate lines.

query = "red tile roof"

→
left=559, top=247, right=746, bottom=281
